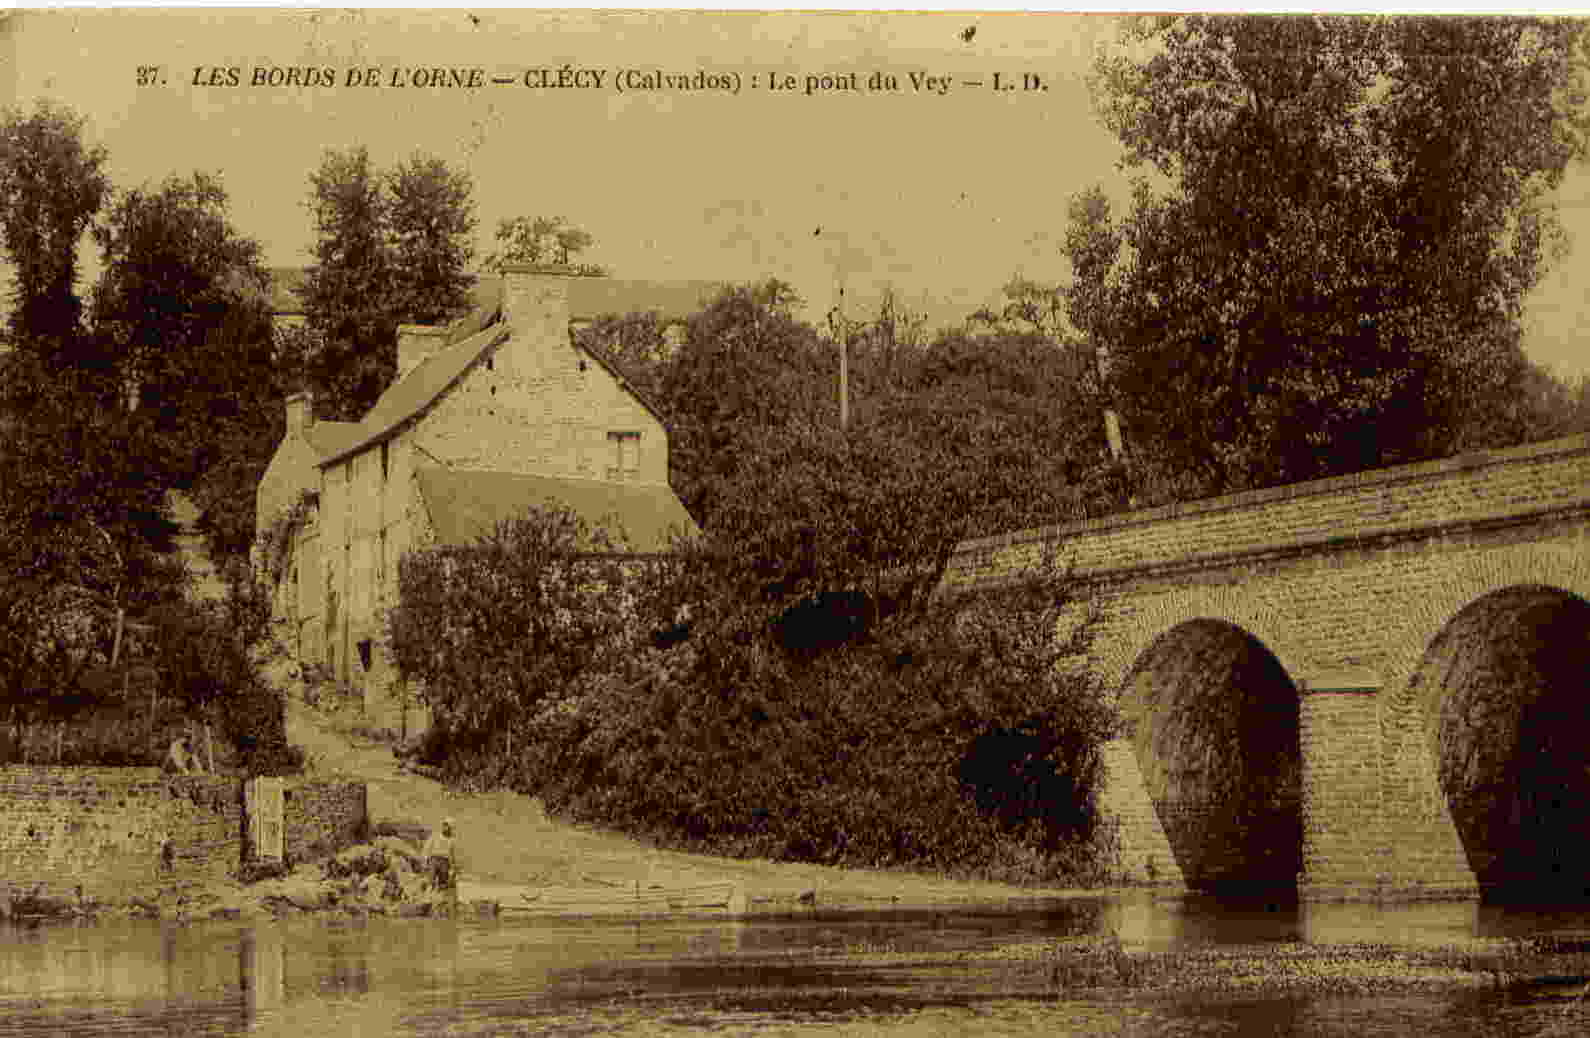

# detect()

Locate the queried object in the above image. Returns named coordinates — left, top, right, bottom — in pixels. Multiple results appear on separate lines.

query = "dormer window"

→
left=607, top=430, right=641, bottom=480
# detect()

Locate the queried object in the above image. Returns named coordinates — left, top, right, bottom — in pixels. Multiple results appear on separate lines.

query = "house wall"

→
left=411, top=327, right=669, bottom=484
left=295, top=517, right=323, bottom=667
left=312, top=423, right=430, bottom=731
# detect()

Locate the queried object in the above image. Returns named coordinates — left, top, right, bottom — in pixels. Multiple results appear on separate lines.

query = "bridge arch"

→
left=1379, top=544, right=1590, bottom=901
left=1098, top=583, right=1312, bottom=700
left=1117, top=606, right=1304, bottom=896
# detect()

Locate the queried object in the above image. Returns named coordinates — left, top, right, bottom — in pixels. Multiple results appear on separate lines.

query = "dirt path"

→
left=282, top=694, right=1109, bottom=909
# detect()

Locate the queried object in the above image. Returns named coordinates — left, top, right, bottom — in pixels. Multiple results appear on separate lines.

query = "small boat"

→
left=456, top=879, right=748, bottom=917
left=1515, top=974, right=1590, bottom=1003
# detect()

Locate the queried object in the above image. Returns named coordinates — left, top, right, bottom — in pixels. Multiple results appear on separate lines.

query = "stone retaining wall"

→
left=0, top=767, right=366, bottom=901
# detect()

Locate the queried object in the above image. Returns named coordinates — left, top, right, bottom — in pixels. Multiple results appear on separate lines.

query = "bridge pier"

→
left=1295, top=677, right=1476, bottom=900
left=1099, top=680, right=1480, bottom=901
left=1297, top=682, right=1385, bottom=896
left=1097, top=739, right=1186, bottom=890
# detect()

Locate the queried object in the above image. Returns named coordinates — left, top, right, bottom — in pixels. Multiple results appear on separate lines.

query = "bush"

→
left=386, top=504, right=634, bottom=777
left=144, top=595, right=301, bottom=776
left=516, top=558, right=1114, bottom=884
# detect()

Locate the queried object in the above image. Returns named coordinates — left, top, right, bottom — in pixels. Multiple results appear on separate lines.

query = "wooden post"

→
left=839, top=325, right=849, bottom=430
left=110, top=607, right=125, bottom=667
left=204, top=722, right=215, bottom=774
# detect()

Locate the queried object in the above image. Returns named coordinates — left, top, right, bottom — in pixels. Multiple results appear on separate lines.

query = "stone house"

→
left=255, top=265, right=709, bottom=733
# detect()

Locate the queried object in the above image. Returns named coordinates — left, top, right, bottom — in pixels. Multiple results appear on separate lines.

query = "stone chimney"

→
left=500, top=263, right=603, bottom=333
left=285, top=390, right=313, bottom=436
left=397, top=324, right=450, bottom=378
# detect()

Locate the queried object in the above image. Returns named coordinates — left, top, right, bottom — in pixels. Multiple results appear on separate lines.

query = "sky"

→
left=2, top=8, right=1588, bottom=377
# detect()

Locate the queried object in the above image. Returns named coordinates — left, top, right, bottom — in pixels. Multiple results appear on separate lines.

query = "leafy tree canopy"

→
left=91, top=171, right=275, bottom=491
left=299, top=146, right=478, bottom=420
left=1076, top=15, right=1590, bottom=497
left=485, top=214, right=599, bottom=271
left=388, top=153, right=477, bottom=325
left=0, top=101, right=110, bottom=352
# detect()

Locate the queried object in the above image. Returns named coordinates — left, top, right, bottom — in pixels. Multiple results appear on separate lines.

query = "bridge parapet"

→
left=946, top=433, right=1590, bottom=590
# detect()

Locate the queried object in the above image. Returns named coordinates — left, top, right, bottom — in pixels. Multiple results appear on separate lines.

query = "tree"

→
left=387, top=153, right=477, bottom=325
left=1081, top=15, right=1590, bottom=497
left=572, top=311, right=671, bottom=402
left=300, top=147, right=482, bottom=420
left=511, top=402, right=1114, bottom=877
left=0, top=104, right=182, bottom=711
left=968, top=276, right=1069, bottom=340
left=655, top=281, right=832, bottom=526
left=299, top=146, right=395, bottom=421
left=484, top=214, right=599, bottom=271
left=0, top=347, right=186, bottom=708
left=0, top=101, right=110, bottom=354
left=91, top=172, right=275, bottom=491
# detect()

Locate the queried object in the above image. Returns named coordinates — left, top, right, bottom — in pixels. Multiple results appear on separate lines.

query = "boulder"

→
left=372, top=836, right=423, bottom=873
left=326, top=844, right=387, bottom=880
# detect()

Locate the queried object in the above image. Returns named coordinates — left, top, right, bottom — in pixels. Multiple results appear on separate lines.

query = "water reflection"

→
left=3, top=897, right=1590, bottom=1037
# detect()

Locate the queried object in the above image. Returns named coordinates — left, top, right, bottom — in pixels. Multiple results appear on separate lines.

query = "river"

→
left=3, top=895, right=1590, bottom=1036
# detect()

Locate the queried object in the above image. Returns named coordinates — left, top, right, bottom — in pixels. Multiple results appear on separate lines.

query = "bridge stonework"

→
left=944, top=434, right=1590, bottom=901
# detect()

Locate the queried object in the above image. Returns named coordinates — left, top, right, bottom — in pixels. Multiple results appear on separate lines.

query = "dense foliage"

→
left=526, top=565, right=1111, bottom=881
left=298, top=146, right=478, bottom=420
left=484, top=214, right=599, bottom=272
left=0, top=101, right=109, bottom=350
left=1074, top=15, right=1590, bottom=498
left=0, top=102, right=294, bottom=771
left=90, top=171, right=285, bottom=569
left=386, top=507, right=633, bottom=769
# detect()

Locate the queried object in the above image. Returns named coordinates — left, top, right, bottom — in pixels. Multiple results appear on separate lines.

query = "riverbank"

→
left=279, top=683, right=1127, bottom=914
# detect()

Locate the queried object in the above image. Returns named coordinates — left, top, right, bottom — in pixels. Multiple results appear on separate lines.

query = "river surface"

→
left=4, top=896, right=1590, bottom=1036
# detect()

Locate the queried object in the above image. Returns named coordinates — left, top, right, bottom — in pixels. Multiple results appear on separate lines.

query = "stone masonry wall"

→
left=283, top=780, right=368, bottom=864
left=0, top=768, right=368, bottom=901
left=0, top=769, right=240, bottom=900
left=1096, top=740, right=1185, bottom=887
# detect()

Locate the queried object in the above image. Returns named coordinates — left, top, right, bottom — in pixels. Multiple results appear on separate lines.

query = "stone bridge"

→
left=944, top=434, right=1590, bottom=901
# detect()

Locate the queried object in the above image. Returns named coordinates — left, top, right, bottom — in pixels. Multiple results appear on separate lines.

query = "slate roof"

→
left=303, top=421, right=365, bottom=464
left=317, top=322, right=512, bottom=468
left=415, top=466, right=698, bottom=554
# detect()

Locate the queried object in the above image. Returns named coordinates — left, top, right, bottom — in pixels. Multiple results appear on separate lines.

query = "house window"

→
left=607, top=431, right=641, bottom=480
